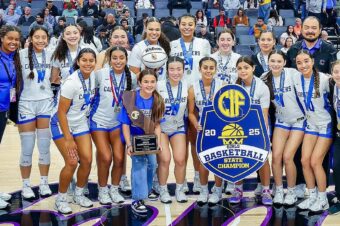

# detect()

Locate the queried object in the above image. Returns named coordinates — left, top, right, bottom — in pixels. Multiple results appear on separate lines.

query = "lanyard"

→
left=166, top=80, right=182, bottom=115
left=199, top=79, right=215, bottom=106
left=67, top=47, right=80, bottom=74
left=180, top=38, right=194, bottom=58
left=301, top=74, right=314, bottom=111
left=0, top=56, right=15, bottom=87
left=32, top=50, right=46, bottom=83
left=242, top=77, right=256, bottom=102
left=217, top=52, right=231, bottom=82
left=77, top=70, right=91, bottom=105
left=259, top=52, right=268, bottom=72
left=109, top=70, right=125, bottom=107
left=272, top=70, right=285, bottom=107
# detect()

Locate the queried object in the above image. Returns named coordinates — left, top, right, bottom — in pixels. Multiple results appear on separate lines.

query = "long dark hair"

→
left=78, top=20, right=97, bottom=48
left=52, top=24, right=80, bottom=62
left=0, top=25, right=22, bottom=95
left=72, top=48, right=97, bottom=72
left=235, top=56, right=255, bottom=85
left=286, top=25, right=297, bottom=38
left=269, top=9, right=280, bottom=23
left=28, top=25, right=49, bottom=80
left=142, top=17, right=170, bottom=56
left=138, top=69, right=165, bottom=123
left=195, top=9, right=205, bottom=21
left=296, top=49, right=320, bottom=98
left=108, top=46, right=132, bottom=91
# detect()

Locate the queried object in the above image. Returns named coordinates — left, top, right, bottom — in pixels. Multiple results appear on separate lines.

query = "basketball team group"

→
left=1, top=13, right=340, bottom=216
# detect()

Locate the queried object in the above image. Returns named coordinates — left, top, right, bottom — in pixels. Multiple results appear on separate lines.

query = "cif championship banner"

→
left=196, top=84, right=270, bottom=183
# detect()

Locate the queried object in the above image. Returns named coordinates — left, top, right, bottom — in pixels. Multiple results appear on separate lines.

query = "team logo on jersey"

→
left=197, top=85, right=270, bottom=183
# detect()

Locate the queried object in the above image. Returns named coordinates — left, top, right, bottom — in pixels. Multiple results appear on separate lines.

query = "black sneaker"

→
left=148, top=190, right=159, bottom=201
left=131, top=200, right=148, bottom=214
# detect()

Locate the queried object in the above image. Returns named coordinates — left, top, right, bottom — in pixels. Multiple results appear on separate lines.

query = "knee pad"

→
left=37, top=128, right=51, bottom=165
left=20, top=131, right=36, bottom=167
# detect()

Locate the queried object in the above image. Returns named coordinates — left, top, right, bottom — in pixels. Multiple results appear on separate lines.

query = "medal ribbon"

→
left=217, top=52, right=231, bottom=82
left=77, top=70, right=91, bottom=105
left=199, top=79, right=215, bottom=106
left=32, top=50, right=46, bottom=83
left=242, top=77, right=256, bottom=103
left=166, top=80, right=182, bottom=115
left=180, top=38, right=194, bottom=72
left=259, top=52, right=268, bottom=72
left=67, top=47, right=80, bottom=74
left=109, top=70, right=125, bottom=107
left=272, top=70, right=285, bottom=107
left=301, top=74, right=314, bottom=111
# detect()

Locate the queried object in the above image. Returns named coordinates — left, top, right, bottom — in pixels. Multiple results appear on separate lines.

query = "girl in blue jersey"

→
left=157, top=56, right=188, bottom=203
left=230, top=56, right=272, bottom=205
left=261, top=50, right=305, bottom=205
left=18, top=26, right=54, bottom=200
left=0, top=25, right=22, bottom=209
left=118, top=69, right=164, bottom=215
left=90, top=46, right=136, bottom=205
left=52, top=48, right=97, bottom=214
left=188, top=57, right=225, bottom=205
left=293, top=50, right=333, bottom=212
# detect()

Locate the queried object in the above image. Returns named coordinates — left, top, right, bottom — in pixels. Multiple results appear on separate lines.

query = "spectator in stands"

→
left=294, top=0, right=307, bottom=19
left=202, top=0, right=208, bottom=12
left=213, top=8, right=230, bottom=29
left=196, top=24, right=215, bottom=48
left=46, top=0, right=59, bottom=17
left=5, top=0, right=22, bottom=15
left=135, top=0, right=154, bottom=9
left=249, top=17, right=268, bottom=39
left=232, top=8, right=249, bottom=27
left=259, top=0, right=271, bottom=23
left=81, top=0, right=99, bottom=18
left=195, top=10, right=207, bottom=30
left=325, top=0, right=337, bottom=28
left=43, top=7, right=56, bottom=28
left=62, top=2, right=79, bottom=17
left=321, top=30, right=332, bottom=43
left=18, top=6, right=35, bottom=26
left=115, top=0, right=129, bottom=19
left=120, top=9, right=134, bottom=27
left=53, top=16, right=66, bottom=37
left=247, top=0, right=258, bottom=9
left=223, top=0, right=241, bottom=18
left=281, top=36, right=293, bottom=53
left=78, top=20, right=102, bottom=52
left=275, top=0, right=294, bottom=11
left=96, top=13, right=117, bottom=35
left=161, top=16, right=180, bottom=42
left=3, top=4, right=20, bottom=25
left=0, top=14, right=6, bottom=27
left=293, top=17, right=302, bottom=36
left=167, top=0, right=191, bottom=16
left=63, top=0, right=78, bottom=9
left=306, top=0, right=326, bottom=22
left=120, top=19, right=135, bottom=47
left=98, top=27, right=109, bottom=50
left=29, top=13, right=53, bottom=36
left=135, top=12, right=148, bottom=35
left=267, top=9, right=283, bottom=29
left=280, top=25, right=298, bottom=45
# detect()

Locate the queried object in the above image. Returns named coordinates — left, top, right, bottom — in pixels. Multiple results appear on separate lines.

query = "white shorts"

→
left=305, top=121, right=333, bottom=138
left=50, top=113, right=90, bottom=140
left=89, top=118, right=121, bottom=132
left=275, top=118, right=305, bottom=132
left=161, top=126, right=186, bottom=138
left=18, top=98, right=53, bottom=124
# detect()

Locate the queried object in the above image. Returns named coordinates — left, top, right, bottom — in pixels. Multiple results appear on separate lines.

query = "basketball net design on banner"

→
left=196, top=84, right=271, bottom=183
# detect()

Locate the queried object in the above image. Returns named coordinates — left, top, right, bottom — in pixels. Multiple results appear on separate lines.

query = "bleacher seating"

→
left=272, top=26, right=287, bottom=40
left=238, top=35, right=256, bottom=48
left=284, top=17, right=296, bottom=26
left=279, top=9, right=295, bottom=18
left=235, top=26, right=251, bottom=38
left=136, top=8, right=153, bottom=18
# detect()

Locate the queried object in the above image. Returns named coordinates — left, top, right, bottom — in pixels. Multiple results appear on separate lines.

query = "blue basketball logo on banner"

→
left=196, top=84, right=270, bottom=183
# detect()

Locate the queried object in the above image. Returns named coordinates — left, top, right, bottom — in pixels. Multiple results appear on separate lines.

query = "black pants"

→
left=0, top=111, right=8, bottom=144
left=333, top=134, right=340, bottom=198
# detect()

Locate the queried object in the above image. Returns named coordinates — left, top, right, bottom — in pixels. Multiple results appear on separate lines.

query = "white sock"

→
left=160, top=185, right=167, bottom=191
left=176, top=183, right=183, bottom=191
left=75, top=186, right=84, bottom=196
left=201, top=184, right=208, bottom=192
left=23, top=178, right=30, bottom=188
left=194, top=171, right=199, bottom=178
left=262, top=186, right=270, bottom=192
left=214, top=186, right=222, bottom=193
left=111, top=185, right=119, bottom=190
left=287, top=186, right=296, bottom=191
left=98, top=186, right=107, bottom=192
left=276, top=185, right=283, bottom=190
left=58, top=192, right=67, bottom=199
left=40, top=176, right=48, bottom=185
left=318, top=191, right=327, bottom=200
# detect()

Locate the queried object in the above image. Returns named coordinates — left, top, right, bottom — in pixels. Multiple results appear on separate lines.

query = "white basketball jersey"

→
left=211, top=51, right=241, bottom=84
left=242, top=76, right=270, bottom=109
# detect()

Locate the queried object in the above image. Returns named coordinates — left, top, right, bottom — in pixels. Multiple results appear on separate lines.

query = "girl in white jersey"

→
left=170, top=14, right=211, bottom=193
left=90, top=46, right=136, bottom=205
left=188, top=57, right=225, bottom=205
left=157, top=57, right=188, bottom=203
left=211, top=28, right=240, bottom=84
left=261, top=50, right=305, bottom=205
left=51, top=48, right=97, bottom=214
left=18, top=26, right=53, bottom=200
left=230, top=56, right=272, bottom=206
left=293, top=50, right=333, bottom=212
left=129, top=17, right=170, bottom=80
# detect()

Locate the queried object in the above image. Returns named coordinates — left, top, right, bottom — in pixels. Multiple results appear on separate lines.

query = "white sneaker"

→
left=273, top=188, right=284, bottom=205
left=119, top=175, right=131, bottom=192
left=55, top=195, right=72, bottom=214
left=283, top=188, right=297, bottom=205
left=295, top=184, right=306, bottom=199
left=175, top=188, right=188, bottom=203
left=309, top=195, right=329, bottom=212
left=297, top=191, right=317, bottom=210
left=193, top=175, right=201, bottom=193
left=197, top=188, right=208, bottom=205
left=208, top=188, right=222, bottom=205
left=98, top=187, right=112, bottom=205
left=225, top=182, right=235, bottom=195
left=39, top=184, right=52, bottom=197
left=21, top=187, right=35, bottom=199
left=109, top=186, right=125, bottom=204
left=0, top=192, right=11, bottom=201
left=182, top=180, right=189, bottom=193
left=73, top=194, right=93, bottom=208
left=0, top=199, right=10, bottom=209
left=254, top=183, right=262, bottom=196
left=159, top=187, right=172, bottom=204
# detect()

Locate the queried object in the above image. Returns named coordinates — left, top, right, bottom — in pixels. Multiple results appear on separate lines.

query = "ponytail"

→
left=313, top=67, right=320, bottom=98
left=124, top=65, right=132, bottom=91
left=28, top=42, right=34, bottom=80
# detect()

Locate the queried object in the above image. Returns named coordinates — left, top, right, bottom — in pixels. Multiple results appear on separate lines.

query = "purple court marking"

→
left=143, top=205, right=159, bottom=226
left=222, top=205, right=272, bottom=226
left=0, top=222, right=20, bottom=226
left=315, top=211, right=329, bottom=226
left=74, top=216, right=107, bottom=226
left=171, top=202, right=196, bottom=225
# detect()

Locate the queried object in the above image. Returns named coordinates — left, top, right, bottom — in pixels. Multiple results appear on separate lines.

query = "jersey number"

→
left=165, top=106, right=176, bottom=116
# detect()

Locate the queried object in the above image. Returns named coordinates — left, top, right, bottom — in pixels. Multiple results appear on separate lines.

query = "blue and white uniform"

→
left=211, top=51, right=241, bottom=84
left=261, top=68, right=305, bottom=131
left=128, top=40, right=167, bottom=81
left=157, top=80, right=188, bottom=137
left=50, top=70, right=96, bottom=140
left=242, top=76, right=270, bottom=109
left=170, top=37, right=211, bottom=87
left=89, top=67, right=137, bottom=132
left=18, top=48, right=54, bottom=124
left=193, top=78, right=224, bottom=119
left=292, top=72, right=332, bottom=138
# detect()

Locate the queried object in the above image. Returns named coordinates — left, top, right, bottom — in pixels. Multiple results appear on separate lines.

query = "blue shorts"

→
left=305, top=122, right=333, bottom=138
left=89, top=119, right=121, bottom=132
left=275, top=118, right=305, bottom=132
